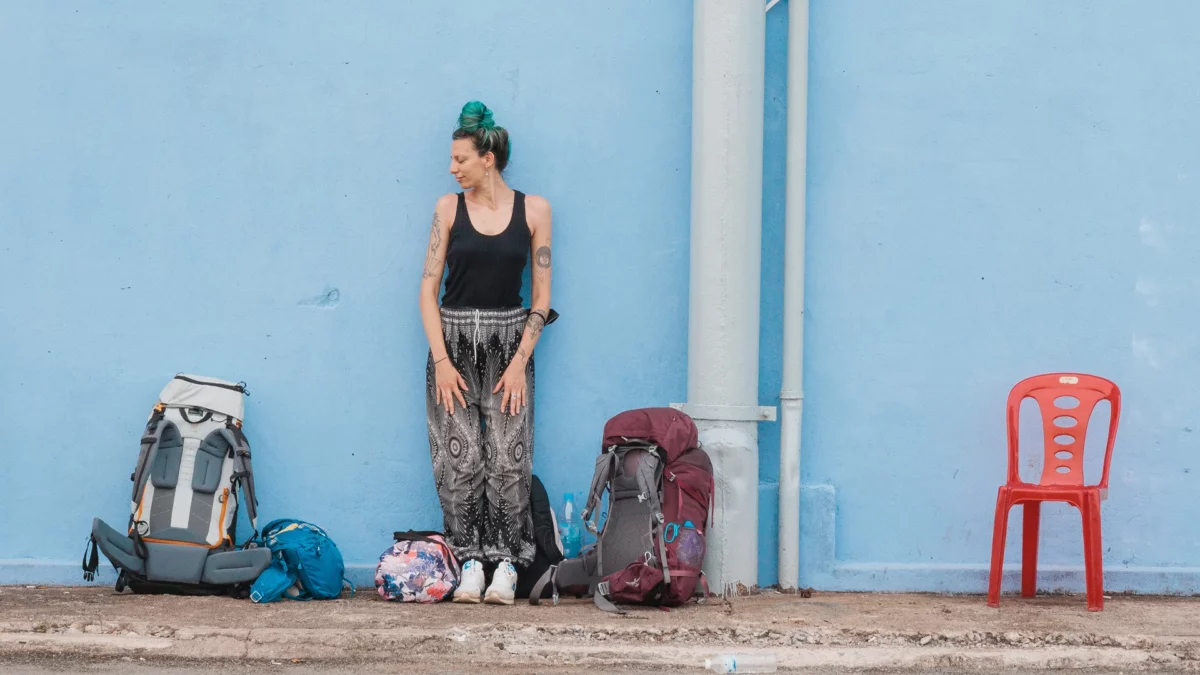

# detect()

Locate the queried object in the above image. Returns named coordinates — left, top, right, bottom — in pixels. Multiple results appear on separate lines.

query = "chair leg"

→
left=987, top=489, right=1010, bottom=608
left=1021, top=501, right=1040, bottom=598
left=1081, top=492, right=1104, bottom=611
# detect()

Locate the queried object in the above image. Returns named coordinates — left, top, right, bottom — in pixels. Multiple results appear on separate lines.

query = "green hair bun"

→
left=458, top=101, right=495, bottom=133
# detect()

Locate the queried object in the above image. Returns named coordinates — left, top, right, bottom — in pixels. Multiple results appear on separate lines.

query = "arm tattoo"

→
left=524, top=311, right=546, bottom=341
left=534, top=245, right=551, bottom=281
left=422, top=211, right=443, bottom=279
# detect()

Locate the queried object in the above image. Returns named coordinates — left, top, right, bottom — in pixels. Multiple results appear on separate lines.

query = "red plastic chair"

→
left=987, top=373, right=1121, bottom=612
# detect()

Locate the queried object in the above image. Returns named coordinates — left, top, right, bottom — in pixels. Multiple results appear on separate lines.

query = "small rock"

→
left=1004, top=631, right=1021, bottom=644
left=920, top=635, right=933, bottom=646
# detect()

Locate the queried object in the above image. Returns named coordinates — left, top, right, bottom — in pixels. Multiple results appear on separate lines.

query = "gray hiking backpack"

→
left=83, top=375, right=271, bottom=594
left=530, top=408, right=714, bottom=612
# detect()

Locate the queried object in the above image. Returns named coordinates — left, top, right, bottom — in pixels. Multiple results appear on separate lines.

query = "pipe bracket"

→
left=669, top=403, right=777, bottom=422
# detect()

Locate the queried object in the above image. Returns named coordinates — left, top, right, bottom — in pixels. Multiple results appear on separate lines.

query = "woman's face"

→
left=449, top=138, right=491, bottom=189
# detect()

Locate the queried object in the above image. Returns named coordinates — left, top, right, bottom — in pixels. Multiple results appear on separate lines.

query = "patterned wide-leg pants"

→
left=427, top=306, right=536, bottom=566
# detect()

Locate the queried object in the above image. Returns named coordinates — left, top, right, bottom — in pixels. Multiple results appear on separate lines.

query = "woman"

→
left=419, top=101, right=553, bottom=605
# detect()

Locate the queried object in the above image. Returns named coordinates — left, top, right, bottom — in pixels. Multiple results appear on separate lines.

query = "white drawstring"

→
left=472, top=310, right=481, bottom=363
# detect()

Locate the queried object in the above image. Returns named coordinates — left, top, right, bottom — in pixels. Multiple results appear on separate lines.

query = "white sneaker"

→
left=453, top=560, right=485, bottom=604
left=484, top=559, right=518, bottom=605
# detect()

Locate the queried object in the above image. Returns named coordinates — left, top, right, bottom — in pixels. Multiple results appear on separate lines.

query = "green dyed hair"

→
left=453, top=100, right=511, bottom=173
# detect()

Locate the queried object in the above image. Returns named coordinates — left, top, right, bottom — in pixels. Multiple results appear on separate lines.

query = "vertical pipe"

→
left=690, top=0, right=766, bottom=591
left=778, top=0, right=809, bottom=591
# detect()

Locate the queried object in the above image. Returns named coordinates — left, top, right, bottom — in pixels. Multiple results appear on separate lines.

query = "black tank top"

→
left=441, top=191, right=530, bottom=309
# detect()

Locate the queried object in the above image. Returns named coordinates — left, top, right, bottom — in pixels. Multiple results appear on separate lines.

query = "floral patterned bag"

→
left=375, top=530, right=460, bottom=603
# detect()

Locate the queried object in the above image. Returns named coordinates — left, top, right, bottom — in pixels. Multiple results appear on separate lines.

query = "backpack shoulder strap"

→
left=529, top=565, right=557, bottom=606
left=580, top=447, right=618, bottom=534
left=249, top=555, right=299, bottom=604
left=632, top=451, right=671, bottom=585
left=129, top=406, right=167, bottom=511
left=225, top=423, right=259, bottom=542
left=594, top=581, right=628, bottom=614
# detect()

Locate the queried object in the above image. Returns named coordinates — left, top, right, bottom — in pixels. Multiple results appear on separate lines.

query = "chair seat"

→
left=1003, top=483, right=1108, bottom=504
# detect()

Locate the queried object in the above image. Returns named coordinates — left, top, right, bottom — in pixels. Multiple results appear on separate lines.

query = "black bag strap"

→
left=393, top=530, right=445, bottom=545
left=81, top=536, right=99, bottom=582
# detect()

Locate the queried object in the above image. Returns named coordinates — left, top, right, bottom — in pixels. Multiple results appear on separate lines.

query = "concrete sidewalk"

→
left=1, top=586, right=1198, bottom=672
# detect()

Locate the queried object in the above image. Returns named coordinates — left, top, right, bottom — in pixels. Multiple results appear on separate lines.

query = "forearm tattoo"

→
left=422, top=212, right=443, bottom=279
left=524, top=310, right=546, bottom=341
left=534, top=245, right=551, bottom=281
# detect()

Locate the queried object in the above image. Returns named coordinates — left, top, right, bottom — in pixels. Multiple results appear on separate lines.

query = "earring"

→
left=486, top=170, right=490, bottom=177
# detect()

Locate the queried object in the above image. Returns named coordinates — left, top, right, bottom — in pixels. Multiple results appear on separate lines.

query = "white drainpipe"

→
left=676, top=0, right=771, bottom=593
left=777, top=0, right=809, bottom=591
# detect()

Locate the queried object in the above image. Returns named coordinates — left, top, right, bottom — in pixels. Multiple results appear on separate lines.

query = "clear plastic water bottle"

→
left=560, top=493, right=582, bottom=558
left=703, top=653, right=777, bottom=673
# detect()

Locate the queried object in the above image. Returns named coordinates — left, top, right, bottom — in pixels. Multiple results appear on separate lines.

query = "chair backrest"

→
left=1005, top=373, right=1121, bottom=488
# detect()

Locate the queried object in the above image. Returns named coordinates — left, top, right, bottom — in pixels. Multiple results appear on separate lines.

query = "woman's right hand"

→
left=434, top=358, right=468, bottom=415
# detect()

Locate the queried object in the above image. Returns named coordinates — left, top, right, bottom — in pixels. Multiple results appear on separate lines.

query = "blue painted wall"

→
left=757, top=0, right=1200, bottom=593
left=4, top=1, right=1199, bottom=595
left=0, top=1, right=693, bottom=582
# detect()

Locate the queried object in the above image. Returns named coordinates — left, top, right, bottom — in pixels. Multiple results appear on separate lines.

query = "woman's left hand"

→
left=494, top=361, right=528, bottom=416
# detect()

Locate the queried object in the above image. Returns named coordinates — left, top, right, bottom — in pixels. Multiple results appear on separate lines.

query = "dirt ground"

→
left=2, top=586, right=1197, bottom=637
left=2, top=587, right=1198, bottom=672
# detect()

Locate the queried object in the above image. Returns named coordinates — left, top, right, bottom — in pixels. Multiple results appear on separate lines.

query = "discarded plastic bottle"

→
left=560, top=493, right=582, bottom=558
left=703, top=653, right=777, bottom=673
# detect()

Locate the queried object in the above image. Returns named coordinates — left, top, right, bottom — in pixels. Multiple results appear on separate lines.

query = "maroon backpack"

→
left=530, top=408, right=714, bottom=612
